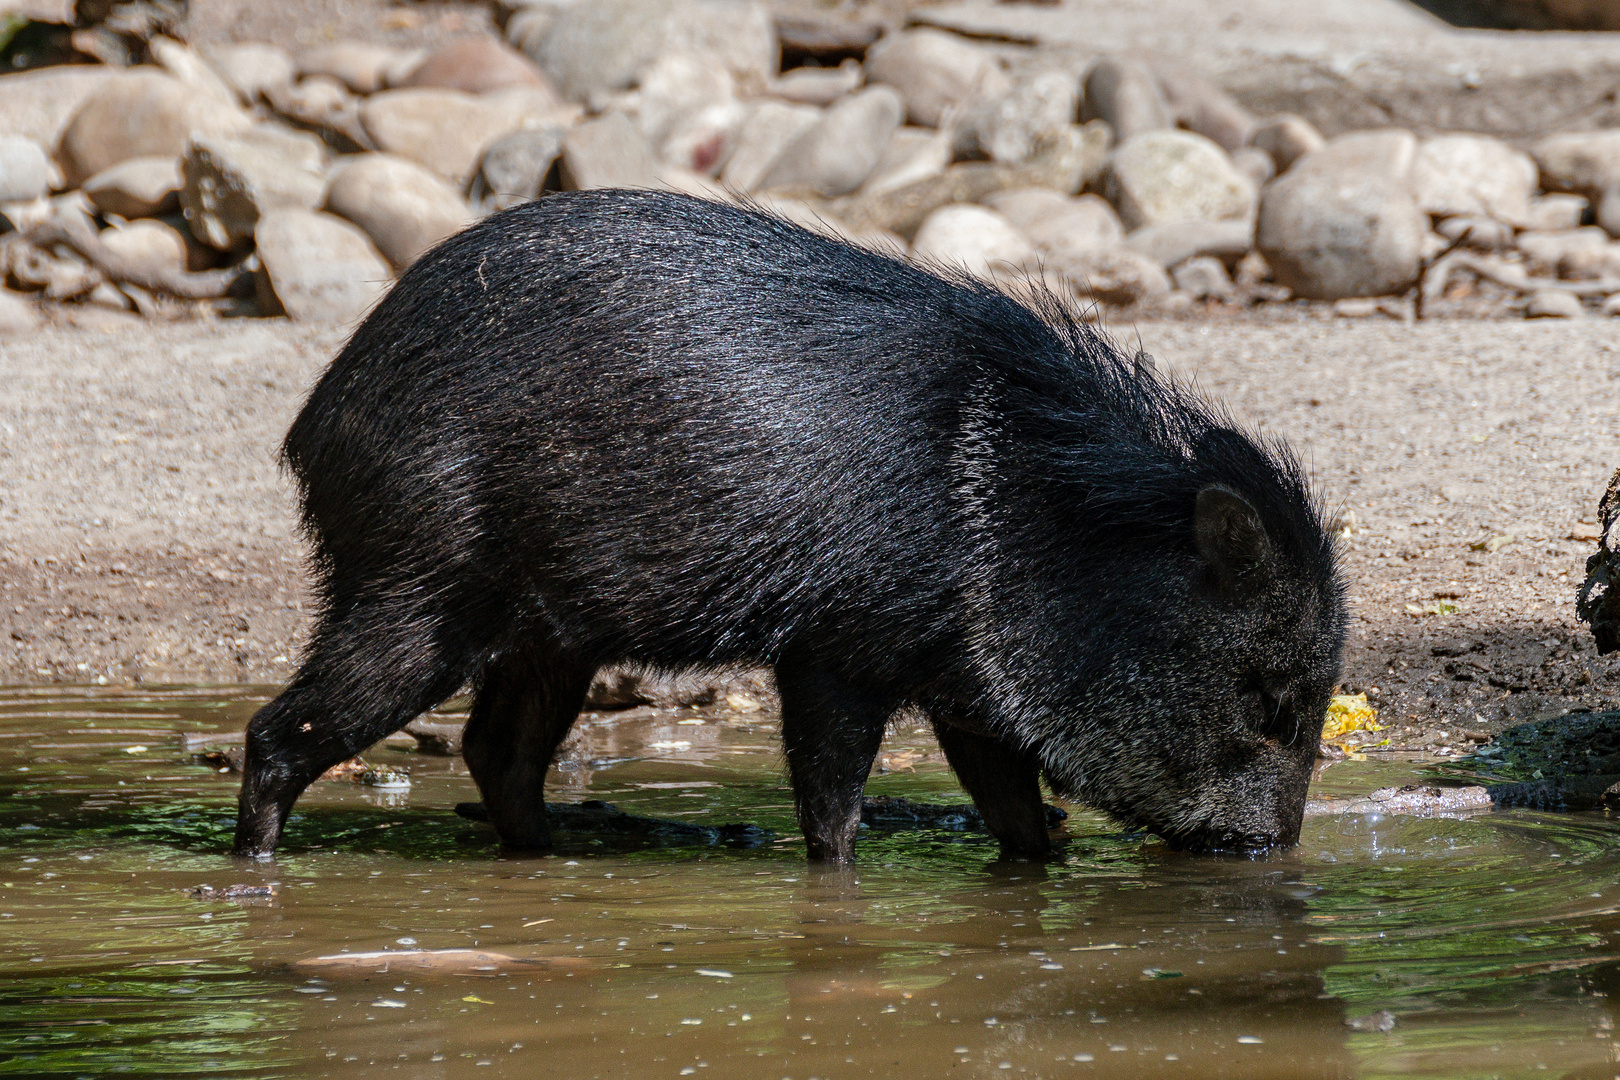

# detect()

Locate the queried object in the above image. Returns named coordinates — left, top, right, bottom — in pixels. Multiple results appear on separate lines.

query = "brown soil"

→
left=3, top=313, right=1617, bottom=751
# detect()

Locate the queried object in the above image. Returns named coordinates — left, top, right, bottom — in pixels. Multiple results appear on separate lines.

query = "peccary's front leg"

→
left=775, top=660, right=891, bottom=864
left=931, top=719, right=1051, bottom=859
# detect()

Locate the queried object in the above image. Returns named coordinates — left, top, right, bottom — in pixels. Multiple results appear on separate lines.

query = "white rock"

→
left=472, top=127, right=567, bottom=210
left=1103, top=130, right=1255, bottom=230
left=719, top=101, right=820, bottom=193
left=911, top=204, right=1037, bottom=281
left=1251, top=113, right=1324, bottom=175
left=360, top=87, right=582, bottom=186
left=1436, top=216, right=1514, bottom=252
left=0, top=66, right=116, bottom=151
left=864, top=28, right=1009, bottom=129
left=1516, top=227, right=1611, bottom=276
left=771, top=60, right=862, bottom=107
left=1525, top=290, right=1584, bottom=318
left=1123, top=218, right=1252, bottom=269
left=82, top=157, right=182, bottom=219
left=204, top=42, right=296, bottom=105
left=1172, top=255, right=1237, bottom=301
left=1231, top=147, right=1274, bottom=189
left=1601, top=293, right=1620, bottom=317
left=56, top=69, right=253, bottom=187
left=1054, top=247, right=1171, bottom=306
left=982, top=186, right=1073, bottom=230
left=299, top=43, right=413, bottom=94
left=959, top=70, right=1079, bottom=165
left=1410, top=134, right=1538, bottom=226
left=254, top=208, right=393, bottom=323
left=1018, top=194, right=1126, bottom=261
left=150, top=36, right=241, bottom=111
left=531, top=0, right=777, bottom=103
left=1256, top=155, right=1427, bottom=300
left=1080, top=58, right=1170, bottom=145
left=0, top=136, right=53, bottom=203
left=98, top=218, right=189, bottom=277
left=325, top=153, right=476, bottom=271
left=861, top=126, right=950, bottom=196
left=1152, top=63, right=1255, bottom=153
left=759, top=86, right=902, bottom=196
left=632, top=52, right=736, bottom=146
left=0, top=288, right=40, bottom=335
left=561, top=111, right=660, bottom=189
left=181, top=128, right=328, bottom=249
left=1528, top=193, right=1589, bottom=232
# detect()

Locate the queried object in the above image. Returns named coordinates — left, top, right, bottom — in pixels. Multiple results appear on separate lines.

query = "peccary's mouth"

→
left=1154, top=826, right=1295, bottom=855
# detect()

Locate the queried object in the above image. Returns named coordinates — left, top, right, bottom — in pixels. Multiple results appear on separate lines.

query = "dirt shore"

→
left=3, top=314, right=1618, bottom=749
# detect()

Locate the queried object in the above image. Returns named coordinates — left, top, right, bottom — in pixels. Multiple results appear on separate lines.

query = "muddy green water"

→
left=4, top=687, right=1620, bottom=1079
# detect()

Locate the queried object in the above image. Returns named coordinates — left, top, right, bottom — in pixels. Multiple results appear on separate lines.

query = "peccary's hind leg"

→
left=775, top=659, right=891, bottom=864
left=461, top=646, right=594, bottom=850
left=234, top=600, right=481, bottom=857
left=931, top=720, right=1051, bottom=859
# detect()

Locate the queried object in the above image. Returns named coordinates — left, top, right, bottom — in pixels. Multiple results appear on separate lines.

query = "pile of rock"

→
left=3, top=0, right=1620, bottom=332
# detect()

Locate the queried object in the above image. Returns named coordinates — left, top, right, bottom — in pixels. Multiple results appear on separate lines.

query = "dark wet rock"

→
left=403, top=718, right=463, bottom=755
left=1578, top=470, right=1620, bottom=652
left=1435, top=708, right=1620, bottom=810
left=585, top=668, right=723, bottom=709
left=188, top=882, right=278, bottom=901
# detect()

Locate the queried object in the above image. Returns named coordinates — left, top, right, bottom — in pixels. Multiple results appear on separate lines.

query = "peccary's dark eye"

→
left=1248, top=683, right=1296, bottom=746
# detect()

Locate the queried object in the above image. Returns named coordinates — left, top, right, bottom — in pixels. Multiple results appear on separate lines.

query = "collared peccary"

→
left=235, top=188, right=1345, bottom=862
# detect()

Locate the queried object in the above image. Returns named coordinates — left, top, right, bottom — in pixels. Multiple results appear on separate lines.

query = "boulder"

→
left=1250, top=113, right=1324, bottom=175
left=0, top=136, right=53, bottom=203
left=530, top=0, right=777, bottom=103
left=864, top=28, right=1009, bottom=129
left=1256, top=155, right=1428, bottom=299
left=254, top=208, right=392, bottom=323
left=82, top=157, right=183, bottom=219
left=471, top=127, right=567, bottom=211
left=982, top=186, right=1072, bottom=230
left=1313, top=129, right=1419, bottom=182
left=1172, top=255, right=1237, bottom=301
left=395, top=37, right=554, bottom=95
left=1152, top=64, right=1256, bottom=153
left=1103, top=130, right=1255, bottom=230
left=910, top=204, right=1037, bottom=281
left=97, top=219, right=189, bottom=278
left=771, top=60, right=862, bottom=107
left=1081, top=58, right=1171, bottom=145
left=1516, top=227, right=1611, bottom=275
left=149, top=36, right=242, bottom=111
left=180, top=128, right=328, bottom=250
left=561, top=112, right=660, bottom=190
left=1534, top=131, right=1620, bottom=199
left=1054, top=247, right=1171, bottom=306
left=958, top=71, right=1079, bottom=165
left=861, top=126, right=951, bottom=196
left=1122, top=218, right=1253, bottom=269
left=0, top=66, right=116, bottom=150
left=760, top=86, right=903, bottom=197
left=325, top=153, right=476, bottom=271
left=1526, top=290, right=1584, bottom=318
left=203, top=42, right=295, bottom=105
left=660, top=100, right=751, bottom=176
left=1410, top=135, right=1538, bottom=226
left=360, top=87, right=581, bottom=187
left=299, top=43, right=412, bottom=94
left=1016, top=194, right=1126, bottom=260
left=719, top=101, right=821, bottom=193
left=56, top=69, right=253, bottom=188
left=0, top=288, right=40, bottom=335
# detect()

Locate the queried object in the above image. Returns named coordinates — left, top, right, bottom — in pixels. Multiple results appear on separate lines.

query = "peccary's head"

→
left=1033, top=476, right=1346, bottom=853
left=963, top=318, right=1346, bottom=854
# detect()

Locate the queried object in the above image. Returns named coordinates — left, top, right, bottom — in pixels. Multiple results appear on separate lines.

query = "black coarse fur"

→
left=234, top=188, right=1346, bottom=861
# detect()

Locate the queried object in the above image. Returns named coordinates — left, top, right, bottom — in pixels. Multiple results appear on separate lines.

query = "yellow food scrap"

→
left=1321, top=693, right=1382, bottom=741
left=1404, top=600, right=1459, bottom=616
left=1469, top=533, right=1513, bottom=553
left=462, top=995, right=493, bottom=1005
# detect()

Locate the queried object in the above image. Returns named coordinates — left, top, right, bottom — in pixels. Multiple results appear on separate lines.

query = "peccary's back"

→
left=285, top=191, right=1081, bottom=671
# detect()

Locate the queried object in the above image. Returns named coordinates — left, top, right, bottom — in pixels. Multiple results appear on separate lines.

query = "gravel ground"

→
left=3, top=314, right=1617, bottom=750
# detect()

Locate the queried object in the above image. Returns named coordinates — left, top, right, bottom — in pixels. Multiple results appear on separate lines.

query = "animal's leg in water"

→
left=234, top=599, right=479, bottom=857
left=931, top=719, right=1052, bottom=858
left=461, top=645, right=595, bottom=850
left=775, top=658, right=891, bottom=864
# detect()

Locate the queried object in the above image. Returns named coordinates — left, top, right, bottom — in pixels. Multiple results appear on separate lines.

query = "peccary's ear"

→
left=1194, top=485, right=1274, bottom=592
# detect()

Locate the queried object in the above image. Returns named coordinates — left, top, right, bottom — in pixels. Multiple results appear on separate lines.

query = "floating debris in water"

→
left=1344, top=1009, right=1398, bottom=1033
left=291, top=949, right=592, bottom=975
left=358, top=764, right=410, bottom=790
left=187, top=882, right=279, bottom=901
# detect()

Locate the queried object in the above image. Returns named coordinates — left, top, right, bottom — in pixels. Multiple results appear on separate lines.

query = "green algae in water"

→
left=6, top=686, right=1620, bottom=1078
